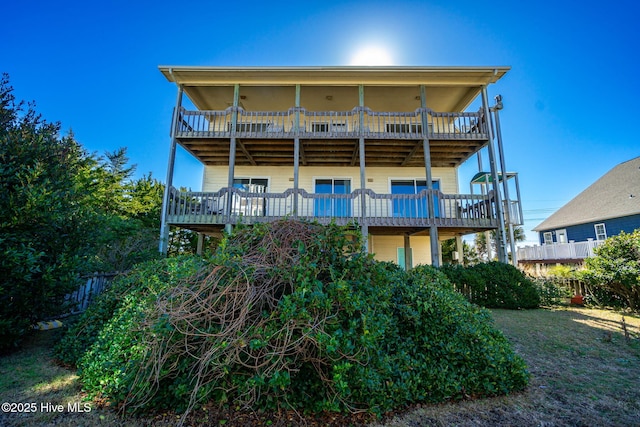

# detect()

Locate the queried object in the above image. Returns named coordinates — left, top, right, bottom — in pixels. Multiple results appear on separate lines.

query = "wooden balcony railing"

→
left=175, top=106, right=488, bottom=140
left=166, top=186, right=501, bottom=229
left=517, top=240, right=604, bottom=262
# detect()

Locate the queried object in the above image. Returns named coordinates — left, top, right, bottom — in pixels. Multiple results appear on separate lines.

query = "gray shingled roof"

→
left=533, top=156, right=640, bottom=231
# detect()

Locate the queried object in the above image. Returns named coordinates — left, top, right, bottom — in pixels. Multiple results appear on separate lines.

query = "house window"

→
left=386, top=123, right=422, bottom=134
left=543, top=232, right=553, bottom=245
left=232, top=178, right=268, bottom=216
left=232, top=122, right=269, bottom=133
left=595, top=223, right=607, bottom=241
left=391, top=179, right=440, bottom=218
left=314, top=179, right=351, bottom=217
left=311, top=121, right=347, bottom=133
left=556, top=229, right=568, bottom=244
left=233, top=178, right=268, bottom=192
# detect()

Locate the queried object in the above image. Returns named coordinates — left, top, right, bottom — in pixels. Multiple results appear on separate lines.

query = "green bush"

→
left=581, top=230, right=640, bottom=311
left=546, top=264, right=578, bottom=278
left=583, top=283, right=628, bottom=309
left=60, top=221, right=529, bottom=418
left=440, top=262, right=540, bottom=309
left=0, top=77, right=165, bottom=353
left=0, top=75, right=90, bottom=352
left=54, top=255, right=204, bottom=366
left=533, top=279, right=572, bottom=306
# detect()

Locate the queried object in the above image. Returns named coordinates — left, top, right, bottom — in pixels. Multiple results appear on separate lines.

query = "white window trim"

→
left=233, top=176, right=270, bottom=191
left=312, top=177, right=353, bottom=217
left=556, top=229, right=568, bottom=244
left=387, top=178, right=442, bottom=218
left=312, top=177, right=353, bottom=193
left=543, top=232, right=553, bottom=245
left=594, top=223, right=607, bottom=241
left=387, top=177, right=441, bottom=193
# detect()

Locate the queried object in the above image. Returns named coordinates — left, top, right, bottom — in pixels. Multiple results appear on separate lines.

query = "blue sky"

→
left=3, top=0, right=638, bottom=245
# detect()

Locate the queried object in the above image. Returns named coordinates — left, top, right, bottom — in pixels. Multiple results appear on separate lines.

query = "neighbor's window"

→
left=543, top=232, right=553, bottom=244
left=594, top=223, right=607, bottom=241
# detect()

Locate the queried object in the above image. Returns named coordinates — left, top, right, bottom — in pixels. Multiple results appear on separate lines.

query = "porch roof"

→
left=158, top=66, right=510, bottom=113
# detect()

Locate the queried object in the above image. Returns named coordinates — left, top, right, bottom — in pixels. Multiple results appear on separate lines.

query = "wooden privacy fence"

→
left=64, top=272, right=119, bottom=315
left=542, top=276, right=588, bottom=296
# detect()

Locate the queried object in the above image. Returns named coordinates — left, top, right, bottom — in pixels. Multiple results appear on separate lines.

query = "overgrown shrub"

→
left=546, top=264, right=578, bottom=278
left=582, top=283, right=628, bottom=309
left=533, top=279, right=572, bottom=306
left=581, top=230, right=640, bottom=311
left=0, top=76, right=165, bottom=352
left=60, top=220, right=529, bottom=420
left=440, top=262, right=540, bottom=309
left=54, top=255, right=204, bottom=366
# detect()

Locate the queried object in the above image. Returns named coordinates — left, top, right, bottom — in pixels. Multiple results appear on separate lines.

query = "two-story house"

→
left=158, top=66, right=522, bottom=268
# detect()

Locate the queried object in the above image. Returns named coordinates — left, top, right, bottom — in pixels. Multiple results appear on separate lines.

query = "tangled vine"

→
left=126, top=220, right=363, bottom=418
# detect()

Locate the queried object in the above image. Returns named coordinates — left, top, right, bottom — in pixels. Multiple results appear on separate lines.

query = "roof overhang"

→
left=159, top=65, right=509, bottom=86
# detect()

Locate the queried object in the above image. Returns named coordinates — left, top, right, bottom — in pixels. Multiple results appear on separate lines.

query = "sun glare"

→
left=350, top=46, right=394, bottom=66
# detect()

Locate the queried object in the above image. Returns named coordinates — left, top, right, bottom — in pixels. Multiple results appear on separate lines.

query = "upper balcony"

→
left=174, top=106, right=489, bottom=168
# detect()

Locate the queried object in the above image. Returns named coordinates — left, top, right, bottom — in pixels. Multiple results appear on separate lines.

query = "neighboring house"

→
left=519, top=156, right=640, bottom=271
left=158, top=66, right=522, bottom=268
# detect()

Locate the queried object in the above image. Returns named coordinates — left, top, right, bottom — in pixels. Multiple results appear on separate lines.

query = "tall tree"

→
left=442, top=238, right=481, bottom=266
left=0, top=74, right=164, bottom=351
left=0, top=74, right=94, bottom=351
left=85, top=167, right=165, bottom=272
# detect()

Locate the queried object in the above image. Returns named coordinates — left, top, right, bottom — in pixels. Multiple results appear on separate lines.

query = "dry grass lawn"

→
left=1, top=307, right=639, bottom=426
left=375, top=307, right=640, bottom=427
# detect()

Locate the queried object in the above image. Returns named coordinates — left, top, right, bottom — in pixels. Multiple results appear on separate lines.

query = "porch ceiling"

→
left=179, top=137, right=486, bottom=168
left=160, top=66, right=509, bottom=113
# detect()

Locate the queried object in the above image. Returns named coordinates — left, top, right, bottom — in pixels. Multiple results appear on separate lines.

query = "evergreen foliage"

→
left=440, top=262, right=540, bottom=309
left=0, top=74, right=93, bottom=351
left=0, top=74, right=162, bottom=351
left=581, top=229, right=640, bottom=310
left=57, top=220, right=529, bottom=419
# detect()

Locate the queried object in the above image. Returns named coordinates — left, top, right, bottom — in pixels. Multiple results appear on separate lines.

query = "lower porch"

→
left=166, top=186, right=500, bottom=232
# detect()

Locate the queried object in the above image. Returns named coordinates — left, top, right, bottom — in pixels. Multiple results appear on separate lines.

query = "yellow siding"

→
left=370, top=235, right=432, bottom=266
left=203, top=165, right=445, bottom=266
left=203, top=165, right=459, bottom=221
left=203, top=166, right=459, bottom=194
